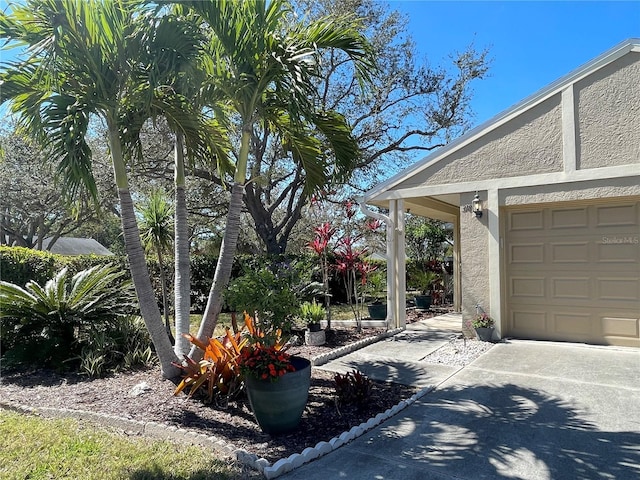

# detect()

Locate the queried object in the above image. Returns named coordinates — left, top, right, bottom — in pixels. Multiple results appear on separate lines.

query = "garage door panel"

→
left=550, top=242, right=590, bottom=263
left=597, top=242, right=638, bottom=263
left=552, top=277, right=590, bottom=300
left=602, top=316, right=639, bottom=338
left=510, top=277, right=546, bottom=298
left=550, top=207, right=589, bottom=229
left=510, top=310, right=547, bottom=335
left=505, top=200, right=640, bottom=347
left=595, top=203, right=638, bottom=226
left=508, top=210, right=544, bottom=231
left=509, top=243, right=544, bottom=263
left=596, top=278, right=640, bottom=302
left=553, top=312, right=593, bottom=336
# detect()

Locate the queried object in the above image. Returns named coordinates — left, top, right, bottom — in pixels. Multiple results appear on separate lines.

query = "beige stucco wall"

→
left=502, top=177, right=640, bottom=206
left=395, top=95, right=564, bottom=190
left=576, top=52, right=640, bottom=169
left=459, top=191, right=490, bottom=333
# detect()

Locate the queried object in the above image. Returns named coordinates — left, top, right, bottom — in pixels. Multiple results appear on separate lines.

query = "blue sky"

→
left=393, top=1, right=640, bottom=127
left=1, top=1, right=637, bottom=131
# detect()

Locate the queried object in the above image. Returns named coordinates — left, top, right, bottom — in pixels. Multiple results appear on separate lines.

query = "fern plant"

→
left=0, top=264, right=136, bottom=369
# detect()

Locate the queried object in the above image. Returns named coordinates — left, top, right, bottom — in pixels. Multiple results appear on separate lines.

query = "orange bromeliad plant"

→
left=174, top=313, right=295, bottom=400
left=173, top=327, right=248, bottom=404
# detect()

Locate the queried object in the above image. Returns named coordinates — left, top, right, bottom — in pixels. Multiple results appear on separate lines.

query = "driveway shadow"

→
left=382, top=383, right=640, bottom=479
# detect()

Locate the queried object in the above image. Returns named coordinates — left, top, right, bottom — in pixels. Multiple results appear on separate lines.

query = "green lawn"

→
left=0, top=411, right=240, bottom=480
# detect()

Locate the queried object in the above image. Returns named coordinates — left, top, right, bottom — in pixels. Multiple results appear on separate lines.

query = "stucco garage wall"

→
left=459, top=191, right=490, bottom=328
left=501, top=177, right=640, bottom=206
left=576, top=52, right=640, bottom=169
left=394, top=95, right=564, bottom=190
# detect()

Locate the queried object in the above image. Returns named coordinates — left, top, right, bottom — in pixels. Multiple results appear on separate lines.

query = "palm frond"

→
left=312, top=110, right=361, bottom=183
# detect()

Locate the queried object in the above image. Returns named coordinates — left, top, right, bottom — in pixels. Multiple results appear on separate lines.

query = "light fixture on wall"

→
left=472, top=193, right=483, bottom=218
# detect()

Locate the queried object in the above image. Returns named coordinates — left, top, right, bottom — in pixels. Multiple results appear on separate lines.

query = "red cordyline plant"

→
left=334, top=233, right=370, bottom=331
left=308, top=221, right=336, bottom=329
left=309, top=200, right=385, bottom=332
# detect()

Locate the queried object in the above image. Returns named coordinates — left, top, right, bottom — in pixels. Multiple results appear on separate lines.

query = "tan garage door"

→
left=505, top=200, right=640, bottom=347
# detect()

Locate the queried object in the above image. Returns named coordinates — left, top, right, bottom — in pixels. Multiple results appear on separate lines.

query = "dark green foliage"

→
left=77, top=316, right=155, bottom=378
left=0, top=264, right=137, bottom=370
left=0, top=246, right=127, bottom=286
left=0, top=246, right=352, bottom=319
left=0, top=246, right=58, bottom=286
left=225, top=255, right=315, bottom=335
left=405, top=217, right=451, bottom=263
left=334, top=369, right=372, bottom=407
left=189, top=254, right=219, bottom=313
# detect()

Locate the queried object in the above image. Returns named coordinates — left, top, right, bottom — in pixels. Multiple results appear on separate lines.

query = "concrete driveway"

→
left=282, top=340, right=640, bottom=479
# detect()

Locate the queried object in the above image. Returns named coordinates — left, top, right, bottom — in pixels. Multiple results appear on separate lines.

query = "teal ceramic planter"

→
left=367, top=302, right=387, bottom=320
left=244, top=356, right=311, bottom=434
left=414, top=294, right=432, bottom=311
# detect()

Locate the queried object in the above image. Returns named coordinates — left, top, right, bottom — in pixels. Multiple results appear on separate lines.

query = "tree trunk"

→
left=244, top=177, right=307, bottom=254
left=173, top=134, right=191, bottom=357
left=190, top=181, right=245, bottom=358
left=156, top=246, right=174, bottom=345
left=107, top=123, right=179, bottom=378
left=191, top=125, right=250, bottom=359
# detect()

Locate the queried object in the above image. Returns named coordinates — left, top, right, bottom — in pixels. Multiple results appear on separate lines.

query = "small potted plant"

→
left=300, top=299, right=325, bottom=332
left=410, top=268, right=439, bottom=311
left=470, top=312, right=495, bottom=342
left=364, top=270, right=387, bottom=320
left=300, top=300, right=326, bottom=345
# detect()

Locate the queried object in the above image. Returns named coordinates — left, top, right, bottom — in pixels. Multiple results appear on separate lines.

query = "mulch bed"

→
left=0, top=325, right=425, bottom=465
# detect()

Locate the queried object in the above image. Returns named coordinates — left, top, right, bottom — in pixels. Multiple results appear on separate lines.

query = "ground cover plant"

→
left=0, top=411, right=240, bottom=480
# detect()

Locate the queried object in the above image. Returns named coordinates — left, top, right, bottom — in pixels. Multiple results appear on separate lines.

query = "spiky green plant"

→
left=0, top=264, right=136, bottom=369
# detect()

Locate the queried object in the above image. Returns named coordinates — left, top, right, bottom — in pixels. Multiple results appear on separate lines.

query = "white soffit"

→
left=364, top=38, right=640, bottom=202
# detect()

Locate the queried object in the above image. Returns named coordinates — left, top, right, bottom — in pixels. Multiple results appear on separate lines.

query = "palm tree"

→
left=138, top=188, right=174, bottom=344
left=0, top=0, right=212, bottom=377
left=133, top=8, right=231, bottom=358
left=178, top=0, right=375, bottom=350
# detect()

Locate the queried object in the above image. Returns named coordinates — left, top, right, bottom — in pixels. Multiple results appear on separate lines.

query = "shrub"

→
left=77, top=316, right=155, bottom=378
left=333, top=370, right=372, bottom=407
left=0, top=246, right=57, bottom=286
left=0, top=264, right=136, bottom=370
left=0, top=246, right=127, bottom=286
left=225, top=257, right=313, bottom=335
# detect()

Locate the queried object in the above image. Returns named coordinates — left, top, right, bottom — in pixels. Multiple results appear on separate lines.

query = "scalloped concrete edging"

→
left=246, top=384, right=435, bottom=479
left=311, top=327, right=403, bottom=366
left=0, top=326, right=418, bottom=479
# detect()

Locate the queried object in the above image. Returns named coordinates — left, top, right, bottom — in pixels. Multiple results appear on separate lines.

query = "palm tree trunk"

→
left=173, top=134, right=191, bottom=357
left=108, top=123, right=179, bottom=378
left=156, top=246, right=174, bottom=345
left=191, top=126, right=251, bottom=359
left=190, top=181, right=244, bottom=359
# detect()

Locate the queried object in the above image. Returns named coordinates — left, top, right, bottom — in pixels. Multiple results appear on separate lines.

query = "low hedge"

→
left=0, top=246, right=390, bottom=314
left=0, top=246, right=125, bottom=286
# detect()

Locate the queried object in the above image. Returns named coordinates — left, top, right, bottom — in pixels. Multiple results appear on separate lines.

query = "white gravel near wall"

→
left=422, top=337, right=496, bottom=366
